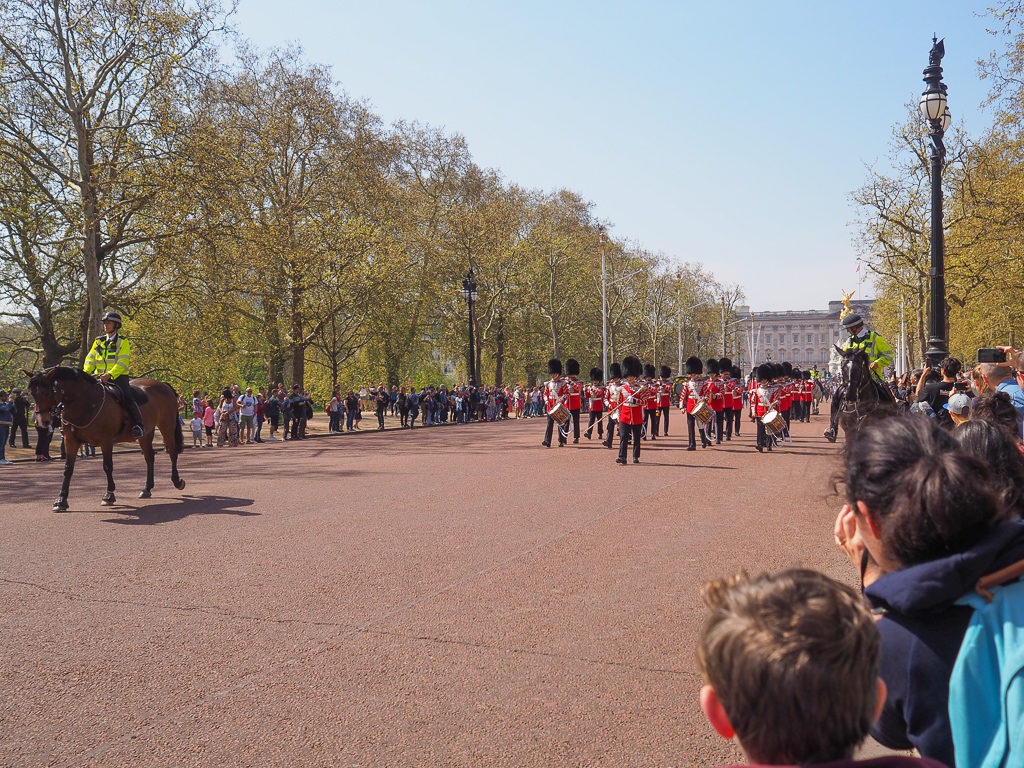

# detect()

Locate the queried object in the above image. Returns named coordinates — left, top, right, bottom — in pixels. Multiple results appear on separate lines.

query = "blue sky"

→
left=231, top=1, right=999, bottom=311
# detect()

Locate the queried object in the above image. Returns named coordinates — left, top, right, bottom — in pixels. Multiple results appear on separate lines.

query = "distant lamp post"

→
left=920, top=36, right=950, bottom=365
left=600, top=229, right=609, bottom=379
left=461, top=270, right=478, bottom=386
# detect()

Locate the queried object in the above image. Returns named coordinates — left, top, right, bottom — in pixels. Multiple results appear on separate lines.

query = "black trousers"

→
left=756, top=419, right=771, bottom=449
left=643, top=408, right=659, bottom=438
left=35, top=426, right=52, bottom=457
left=687, top=412, right=710, bottom=449
left=111, top=374, right=143, bottom=430
left=569, top=408, right=580, bottom=440
left=544, top=415, right=566, bottom=445
left=733, top=408, right=741, bottom=435
left=713, top=410, right=725, bottom=443
left=618, top=422, right=642, bottom=461
left=603, top=418, right=616, bottom=447
left=723, top=408, right=733, bottom=439
left=585, top=410, right=604, bottom=438
left=376, top=409, right=386, bottom=429
left=659, top=406, right=669, bottom=435
left=9, top=419, right=29, bottom=447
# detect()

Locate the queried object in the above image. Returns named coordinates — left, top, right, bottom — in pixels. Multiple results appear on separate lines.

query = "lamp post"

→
left=461, top=270, right=478, bottom=387
left=600, top=230, right=609, bottom=380
left=920, top=36, right=951, bottom=365
left=676, top=272, right=683, bottom=375
left=721, top=296, right=727, bottom=356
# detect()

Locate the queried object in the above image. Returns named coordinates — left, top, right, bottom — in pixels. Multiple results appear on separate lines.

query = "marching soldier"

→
left=602, top=362, right=622, bottom=449
left=584, top=367, right=606, bottom=440
left=642, top=363, right=659, bottom=440
left=730, top=365, right=744, bottom=437
left=565, top=358, right=583, bottom=443
left=657, top=365, right=672, bottom=435
left=616, top=356, right=645, bottom=465
left=541, top=358, right=567, bottom=448
left=682, top=356, right=710, bottom=451
left=750, top=363, right=780, bottom=453
left=83, top=310, right=144, bottom=437
left=705, top=358, right=725, bottom=445
left=823, top=313, right=895, bottom=442
left=718, top=358, right=734, bottom=440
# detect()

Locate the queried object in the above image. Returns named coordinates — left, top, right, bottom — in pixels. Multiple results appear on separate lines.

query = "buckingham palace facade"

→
left=746, top=299, right=875, bottom=371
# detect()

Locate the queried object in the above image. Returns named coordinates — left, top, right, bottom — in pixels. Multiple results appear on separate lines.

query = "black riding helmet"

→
left=101, top=311, right=123, bottom=328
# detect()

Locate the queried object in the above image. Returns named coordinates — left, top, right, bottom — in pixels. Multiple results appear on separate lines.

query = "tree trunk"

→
left=77, top=133, right=104, bottom=351
left=494, top=314, right=505, bottom=388
left=290, top=277, right=305, bottom=389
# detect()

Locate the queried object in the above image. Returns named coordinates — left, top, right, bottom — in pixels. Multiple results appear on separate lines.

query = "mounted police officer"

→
left=83, top=311, right=144, bottom=437
left=823, top=313, right=894, bottom=442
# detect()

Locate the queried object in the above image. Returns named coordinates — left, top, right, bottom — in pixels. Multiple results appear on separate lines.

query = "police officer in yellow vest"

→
left=823, top=313, right=894, bottom=442
left=83, top=311, right=144, bottom=437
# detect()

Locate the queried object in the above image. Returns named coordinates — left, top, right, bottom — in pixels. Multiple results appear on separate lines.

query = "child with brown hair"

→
left=697, top=568, right=943, bottom=767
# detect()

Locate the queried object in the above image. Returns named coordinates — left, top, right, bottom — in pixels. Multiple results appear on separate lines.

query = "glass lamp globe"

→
left=941, top=107, right=951, bottom=132
left=919, top=89, right=947, bottom=121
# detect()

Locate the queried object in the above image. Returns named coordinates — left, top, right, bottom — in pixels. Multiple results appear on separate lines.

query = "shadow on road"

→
left=101, top=494, right=259, bottom=526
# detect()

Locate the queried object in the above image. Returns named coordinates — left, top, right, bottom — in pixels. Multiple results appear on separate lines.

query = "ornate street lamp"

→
left=920, top=36, right=950, bottom=365
left=461, top=270, right=478, bottom=387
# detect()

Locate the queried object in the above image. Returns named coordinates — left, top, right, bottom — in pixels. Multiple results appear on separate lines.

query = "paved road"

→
left=1, top=414, right=850, bottom=767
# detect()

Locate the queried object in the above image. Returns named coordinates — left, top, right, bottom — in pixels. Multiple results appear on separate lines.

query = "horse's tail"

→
left=174, top=418, right=184, bottom=454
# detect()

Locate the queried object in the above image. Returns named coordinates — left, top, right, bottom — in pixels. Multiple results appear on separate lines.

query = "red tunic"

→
left=707, top=378, right=725, bottom=412
left=658, top=381, right=671, bottom=408
left=683, top=378, right=708, bottom=415
left=618, top=382, right=644, bottom=424
left=586, top=384, right=606, bottom=412
left=750, top=384, right=779, bottom=418
left=565, top=378, right=583, bottom=410
left=779, top=382, right=792, bottom=412
left=543, top=378, right=567, bottom=411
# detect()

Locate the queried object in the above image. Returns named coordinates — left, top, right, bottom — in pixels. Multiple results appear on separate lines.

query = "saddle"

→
left=103, top=382, right=149, bottom=407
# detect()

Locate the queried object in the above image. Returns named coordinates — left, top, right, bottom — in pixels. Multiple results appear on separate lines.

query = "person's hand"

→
left=834, top=504, right=865, bottom=567
left=868, top=361, right=879, bottom=372
left=99, top=373, right=111, bottom=382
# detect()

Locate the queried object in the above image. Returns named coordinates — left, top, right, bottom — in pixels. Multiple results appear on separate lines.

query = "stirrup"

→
left=130, top=424, right=144, bottom=437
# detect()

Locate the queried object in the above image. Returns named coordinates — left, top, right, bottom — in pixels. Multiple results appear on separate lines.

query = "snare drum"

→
left=548, top=402, right=570, bottom=426
left=691, top=399, right=713, bottom=426
left=762, top=409, right=786, bottom=436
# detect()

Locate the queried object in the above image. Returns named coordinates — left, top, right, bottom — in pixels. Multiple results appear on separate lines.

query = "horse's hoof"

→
left=52, top=502, right=68, bottom=513
left=138, top=489, right=151, bottom=499
left=173, top=478, right=186, bottom=490
left=101, top=495, right=115, bottom=506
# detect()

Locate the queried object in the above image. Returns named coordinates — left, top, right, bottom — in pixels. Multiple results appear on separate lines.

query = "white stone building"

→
left=746, top=300, right=875, bottom=373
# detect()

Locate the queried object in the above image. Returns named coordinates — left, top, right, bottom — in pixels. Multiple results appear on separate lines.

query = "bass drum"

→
left=672, top=377, right=687, bottom=396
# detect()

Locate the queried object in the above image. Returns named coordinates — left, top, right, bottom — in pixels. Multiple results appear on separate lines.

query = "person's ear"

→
left=873, top=678, right=887, bottom=723
left=699, top=684, right=735, bottom=739
left=855, top=500, right=883, bottom=541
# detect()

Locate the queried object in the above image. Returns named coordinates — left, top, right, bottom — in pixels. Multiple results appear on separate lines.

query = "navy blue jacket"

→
left=864, top=519, right=1024, bottom=767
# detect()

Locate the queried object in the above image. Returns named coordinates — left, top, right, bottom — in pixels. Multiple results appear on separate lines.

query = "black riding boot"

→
left=823, top=384, right=845, bottom=442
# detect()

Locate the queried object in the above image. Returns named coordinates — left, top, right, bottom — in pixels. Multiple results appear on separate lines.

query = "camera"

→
left=977, top=348, right=1008, bottom=364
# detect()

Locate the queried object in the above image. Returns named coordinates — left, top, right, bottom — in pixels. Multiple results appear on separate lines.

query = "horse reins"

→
left=52, top=378, right=107, bottom=431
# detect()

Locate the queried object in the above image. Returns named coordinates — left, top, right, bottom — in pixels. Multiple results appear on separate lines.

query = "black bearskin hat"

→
left=756, top=364, right=773, bottom=381
left=589, top=367, right=603, bottom=382
left=622, top=355, right=643, bottom=378
left=781, top=361, right=793, bottom=377
left=547, top=358, right=563, bottom=375
left=802, top=370, right=811, bottom=380
left=659, top=365, right=671, bottom=379
left=706, top=358, right=720, bottom=375
left=566, top=358, right=580, bottom=376
left=731, top=366, right=742, bottom=380
left=718, top=357, right=732, bottom=371
left=643, top=363, right=656, bottom=379
left=609, top=362, right=622, bottom=379
left=685, top=356, right=703, bottom=375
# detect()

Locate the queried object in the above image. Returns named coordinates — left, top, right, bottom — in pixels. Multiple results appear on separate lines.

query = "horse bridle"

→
left=840, top=354, right=880, bottom=425
left=50, top=376, right=107, bottom=431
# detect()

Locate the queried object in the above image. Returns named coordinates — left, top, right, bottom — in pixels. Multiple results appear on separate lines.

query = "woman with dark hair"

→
left=971, top=390, right=1021, bottom=443
left=833, top=416, right=1024, bottom=766
left=955, top=419, right=1024, bottom=517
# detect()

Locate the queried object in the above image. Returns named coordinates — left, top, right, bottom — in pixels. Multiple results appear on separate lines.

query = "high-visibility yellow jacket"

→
left=83, top=334, right=131, bottom=378
left=843, top=329, right=893, bottom=382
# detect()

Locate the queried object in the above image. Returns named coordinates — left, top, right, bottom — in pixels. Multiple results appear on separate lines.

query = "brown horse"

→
left=26, top=366, right=186, bottom=512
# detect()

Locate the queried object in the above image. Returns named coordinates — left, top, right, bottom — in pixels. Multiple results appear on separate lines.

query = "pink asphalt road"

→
left=1, top=414, right=850, bottom=767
